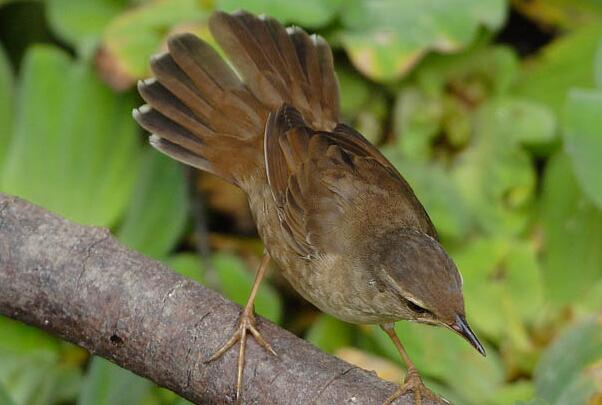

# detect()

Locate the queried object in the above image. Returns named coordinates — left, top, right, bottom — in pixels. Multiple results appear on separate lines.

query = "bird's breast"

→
left=245, top=184, right=401, bottom=324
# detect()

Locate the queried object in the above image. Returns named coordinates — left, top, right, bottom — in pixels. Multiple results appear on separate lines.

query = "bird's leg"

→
left=205, top=254, right=277, bottom=404
left=380, top=323, right=443, bottom=405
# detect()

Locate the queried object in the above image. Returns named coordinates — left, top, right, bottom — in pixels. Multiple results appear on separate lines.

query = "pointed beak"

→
left=451, top=315, right=486, bottom=357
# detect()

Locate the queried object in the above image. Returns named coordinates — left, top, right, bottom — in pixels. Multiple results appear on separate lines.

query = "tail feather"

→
left=134, top=10, right=340, bottom=187
left=168, top=33, right=241, bottom=94
left=137, top=78, right=211, bottom=138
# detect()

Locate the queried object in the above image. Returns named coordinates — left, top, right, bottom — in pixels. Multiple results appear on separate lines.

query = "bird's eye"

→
left=407, top=300, right=429, bottom=315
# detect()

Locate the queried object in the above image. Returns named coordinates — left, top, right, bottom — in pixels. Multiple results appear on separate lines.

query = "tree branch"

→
left=0, top=193, right=444, bottom=404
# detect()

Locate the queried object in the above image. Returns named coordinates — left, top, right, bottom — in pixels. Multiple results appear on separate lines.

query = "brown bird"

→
left=134, top=10, right=485, bottom=404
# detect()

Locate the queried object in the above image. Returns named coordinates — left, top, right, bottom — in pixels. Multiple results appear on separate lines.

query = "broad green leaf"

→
left=488, top=97, right=557, bottom=152
left=370, top=322, right=504, bottom=404
left=540, top=153, right=602, bottom=304
left=534, top=317, right=602, bottom=405
left=0, top=318, right=84, bottom=405
left=164, top=253, right=204, bottom=285
left=46, top=0, right=129, bottom=56
left=596, top=39, right=602, bottom=88
left=102, top=0, right=207, bottom=80
left=118, top=149, right=189, bottom=259
left=384, top=150, right=473, bottom=240
left=305, top=314, right=353, bottom=354
left=516, top=398, right=550, bottom=405
left=393, top=46, right=521, bottom=160
left=575, top=279, right=602, bottom=314
left=0, top=43, right=12, bottom=169
left=1, top=45, right=140, bottom=226
left=393, top=86, right=442, bottom=161
left=337, top=68, right=388, bottom=143
left=0, top=353, right=83, bottom=405
left=415, top=45, right=519, bottom=98
left=340, top=0, right=507, bottom=81
left=563, top=89, right=602, bottom=209
left=337, top=67, right=387, bottom=143
left=453, top=238, right=544, bottom=353
left=0, top=317, right=59, bottom=357
left=452, top=101, right=536, bottom=236
left=217, top=0, right=343, bottom=28
left=491, top=381, right=535, bottom=405
left=0, top=382, right=15, bottom=405
left=337, top=68, right=372, bottom=117
left=514, top=24, right=602, bottom=115
left=213, top=253, right=282, bottom=324
left=78, top=357, right=152, bottom=405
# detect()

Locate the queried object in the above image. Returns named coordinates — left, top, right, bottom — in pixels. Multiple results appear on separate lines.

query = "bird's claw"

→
left=205, top=308, right=277, bottom=404
left=383, top=367, right=445, bottom=405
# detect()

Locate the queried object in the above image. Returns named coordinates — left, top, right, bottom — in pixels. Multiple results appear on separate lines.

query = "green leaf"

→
left=1, top=45, right=140, bottom=227
left=393, top=86, right=442, bottom=161
left=540, top=153, right=602, bottom=304
left=534, top=317, right=602, bottom=405
left=451, top=101, right=537, bottom=236
left=0, top=382, right=15, bottom=405
left=0, top=353, right=83, bottom=405
left=415, top=45, right=519, bottom=98
left=337, top=67, right=372, bottom=117
left=0, top=317, right=84, bottom=405
left=488, top=97, right=557, bottom=153
left=596, top=39, right=602, bottom=89
left=514, top=24, right=602, bottom=115
left=213, top=253, right=282, bottom=324
left=393, top=45, right=521, bottom=160
left=383, top=150, right=472, bottom=240
left=118, top=149, right=189, bottom=259
left=0, top=317, right=59, bottom=357
left=164, top=253, right=204, bottom=285
left=336, top=67, right=387, bottom=143
left=340, top=0, right=507, bottom=81
left=46, top=0, right=129, bottom=56
left=78, top=357, right=152, bottom=405
left=453, top=238, right=544, bottom=352
left=0, top=43, right=13, bottom=169
left=305, top=314, right=353, bottom=354
left=217, top=0, right=343, bottom=28
left=102, top=0, right=207, bottom=80
left=491, top=381, right=535, bottom=405
left=516, top=398, right=550, bottom=405
left=563, top=88, right=602, bottom=209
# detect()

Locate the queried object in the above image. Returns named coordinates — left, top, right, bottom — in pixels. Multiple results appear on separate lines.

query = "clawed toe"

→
left=205, top=308, right=277, bottom=404
left=383, top=367, right=443, bottom=405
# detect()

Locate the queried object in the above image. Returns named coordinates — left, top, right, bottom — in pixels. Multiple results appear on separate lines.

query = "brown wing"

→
left=330, top=123, right=438, bottom=240
left=264, top=105, right=438, bottom=259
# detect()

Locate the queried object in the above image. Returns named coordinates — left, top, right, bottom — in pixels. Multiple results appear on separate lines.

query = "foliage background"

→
left=0, top=0, right=601, bottom=404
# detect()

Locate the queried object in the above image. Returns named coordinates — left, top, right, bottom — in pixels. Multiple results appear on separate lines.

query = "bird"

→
left=134, top=10, right=485, bottom=404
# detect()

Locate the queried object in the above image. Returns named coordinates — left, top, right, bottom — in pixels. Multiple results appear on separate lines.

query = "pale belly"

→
left=245, top=184, right=401, bottom=325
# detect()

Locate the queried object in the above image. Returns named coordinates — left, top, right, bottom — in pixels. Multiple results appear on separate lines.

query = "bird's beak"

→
left=450, top=315, right=486, bottom=357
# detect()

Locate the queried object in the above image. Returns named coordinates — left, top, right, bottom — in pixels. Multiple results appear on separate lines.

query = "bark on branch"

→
left=0, top=193, right=444, bottom=404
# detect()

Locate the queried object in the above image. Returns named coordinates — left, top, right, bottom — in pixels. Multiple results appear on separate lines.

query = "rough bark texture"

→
left=0, top=193, right=445, bottom=404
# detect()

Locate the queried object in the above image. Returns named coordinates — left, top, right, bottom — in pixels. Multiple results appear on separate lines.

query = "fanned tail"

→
left=133, top=10, right=339, bottom=187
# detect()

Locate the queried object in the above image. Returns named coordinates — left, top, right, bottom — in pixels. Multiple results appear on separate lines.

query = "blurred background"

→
left=0, top=0, right=601, bottom=404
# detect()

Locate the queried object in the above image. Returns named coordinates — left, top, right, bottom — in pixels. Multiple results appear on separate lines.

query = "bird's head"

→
left=371, top=228, right=486, bottom=357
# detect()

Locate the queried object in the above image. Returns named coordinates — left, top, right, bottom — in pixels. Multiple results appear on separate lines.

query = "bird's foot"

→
left=205, top=307, right=277, bottom=404
left=383, top=367, right=444, bottom=405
